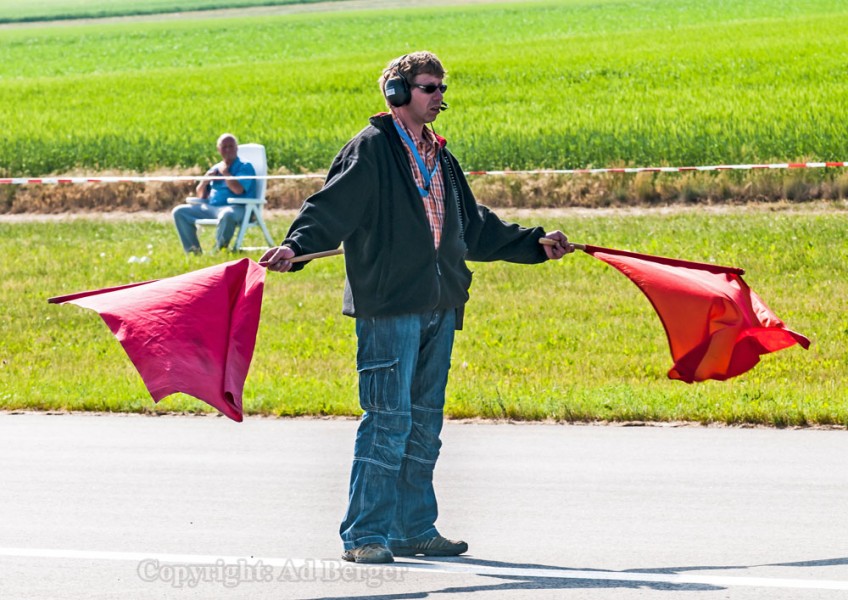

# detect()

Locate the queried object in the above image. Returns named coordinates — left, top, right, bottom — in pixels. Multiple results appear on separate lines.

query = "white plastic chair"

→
left=190, top=143, right=275, bottom=251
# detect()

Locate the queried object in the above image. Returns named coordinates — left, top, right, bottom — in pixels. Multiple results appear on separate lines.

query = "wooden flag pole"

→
left=258, top=247, right=343, bottom=268
left=538, top=238, right=586, bottom=251
left=290, top=248, right=344, bottom=263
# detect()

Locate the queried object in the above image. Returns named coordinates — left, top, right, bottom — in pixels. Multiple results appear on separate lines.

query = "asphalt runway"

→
left=1, top=412, right=846, bottom=599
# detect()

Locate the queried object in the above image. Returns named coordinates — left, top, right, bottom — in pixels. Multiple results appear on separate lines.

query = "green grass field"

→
left=0, top=0, right=333, bottom=23
left=1, top=206, right=845, bottom=425
left=2, top=0, right=846, bottom=425
left=1, top=0, right=848, bottom=175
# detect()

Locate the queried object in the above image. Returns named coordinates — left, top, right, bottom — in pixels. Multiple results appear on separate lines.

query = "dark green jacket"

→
left=284, top=113, right=548, bottom=320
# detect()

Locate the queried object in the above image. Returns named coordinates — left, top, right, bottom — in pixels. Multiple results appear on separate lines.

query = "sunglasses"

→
left=412, top=83, right=448, bottom=94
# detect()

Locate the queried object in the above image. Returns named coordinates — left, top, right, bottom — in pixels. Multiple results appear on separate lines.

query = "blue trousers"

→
left=340, top=309, right=456, bottom=550
left=171, top=202, right=245, bottom=253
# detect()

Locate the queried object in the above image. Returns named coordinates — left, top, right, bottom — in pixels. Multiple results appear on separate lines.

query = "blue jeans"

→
left=340, top=309, right=456, bottom=550
left=171, top=202, right=246, bottom=253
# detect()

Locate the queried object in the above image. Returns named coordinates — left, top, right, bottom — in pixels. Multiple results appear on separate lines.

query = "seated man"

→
left=172, top=133, right=256, bottom=253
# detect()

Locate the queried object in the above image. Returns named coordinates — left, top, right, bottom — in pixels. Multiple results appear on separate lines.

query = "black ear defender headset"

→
left=384, top=54, right=449, bottom=111
left=384, top=55, right=411, bottom=107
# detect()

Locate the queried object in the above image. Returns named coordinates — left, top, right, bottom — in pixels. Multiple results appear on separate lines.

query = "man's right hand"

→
left=259, top=245, right=296, bottom=272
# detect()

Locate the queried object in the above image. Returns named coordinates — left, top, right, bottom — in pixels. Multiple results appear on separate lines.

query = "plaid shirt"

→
left=393, top=116, right=446, bottom=248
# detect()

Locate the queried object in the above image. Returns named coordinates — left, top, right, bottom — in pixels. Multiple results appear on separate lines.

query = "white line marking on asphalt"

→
left=0, top=547, right=847, bottom=591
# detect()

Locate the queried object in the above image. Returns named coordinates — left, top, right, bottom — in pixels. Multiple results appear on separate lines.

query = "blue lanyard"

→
left=394, top=120, right=439, bottom=197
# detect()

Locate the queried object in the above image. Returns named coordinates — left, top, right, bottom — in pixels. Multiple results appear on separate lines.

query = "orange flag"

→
left=49, top=258, right=265, bottom=421
left=584, top=245, right=810, bottom=382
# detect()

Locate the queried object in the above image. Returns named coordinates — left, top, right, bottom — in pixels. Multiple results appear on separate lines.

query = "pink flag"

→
left=583, top=245, right=810, bottom=382
left=49, top=258, right=266, bottom=421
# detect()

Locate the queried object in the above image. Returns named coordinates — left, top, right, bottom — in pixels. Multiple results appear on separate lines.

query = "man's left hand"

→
left=542, top=230, right=575, bottom=260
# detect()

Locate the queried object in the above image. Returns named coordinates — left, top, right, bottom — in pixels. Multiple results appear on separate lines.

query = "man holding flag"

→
left=261, top=51, right=573, bottom=563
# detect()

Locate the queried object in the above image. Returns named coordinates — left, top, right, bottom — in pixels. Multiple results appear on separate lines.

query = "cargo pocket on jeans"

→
left=357, top=358, right=400, bottom=412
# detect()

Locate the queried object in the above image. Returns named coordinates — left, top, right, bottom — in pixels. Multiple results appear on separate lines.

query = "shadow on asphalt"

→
left=304, top=555, right=848, bottom=599
left=625, top=555, right=848, bottom=574
left=768, top=557, right=848, bottom=568
left=305, top=556, right=724, bottom=599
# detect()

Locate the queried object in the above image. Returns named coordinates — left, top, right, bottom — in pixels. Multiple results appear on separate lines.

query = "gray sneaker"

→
left=341, top=543, right=394, bottom=564
left=391, top=535, right=468, bottom=557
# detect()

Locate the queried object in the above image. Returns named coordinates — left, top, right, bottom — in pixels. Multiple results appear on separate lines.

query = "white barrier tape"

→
left=2, top=161, right=847, bottom=185
left=466, top=161, right=848, bottom=176
left=0, top=174, right=326, bottom=185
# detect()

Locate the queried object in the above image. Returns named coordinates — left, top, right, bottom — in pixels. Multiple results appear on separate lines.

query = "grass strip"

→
left=0, top=0, right=337, bottom=24
left=1, top=206, right=844, bottom=426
